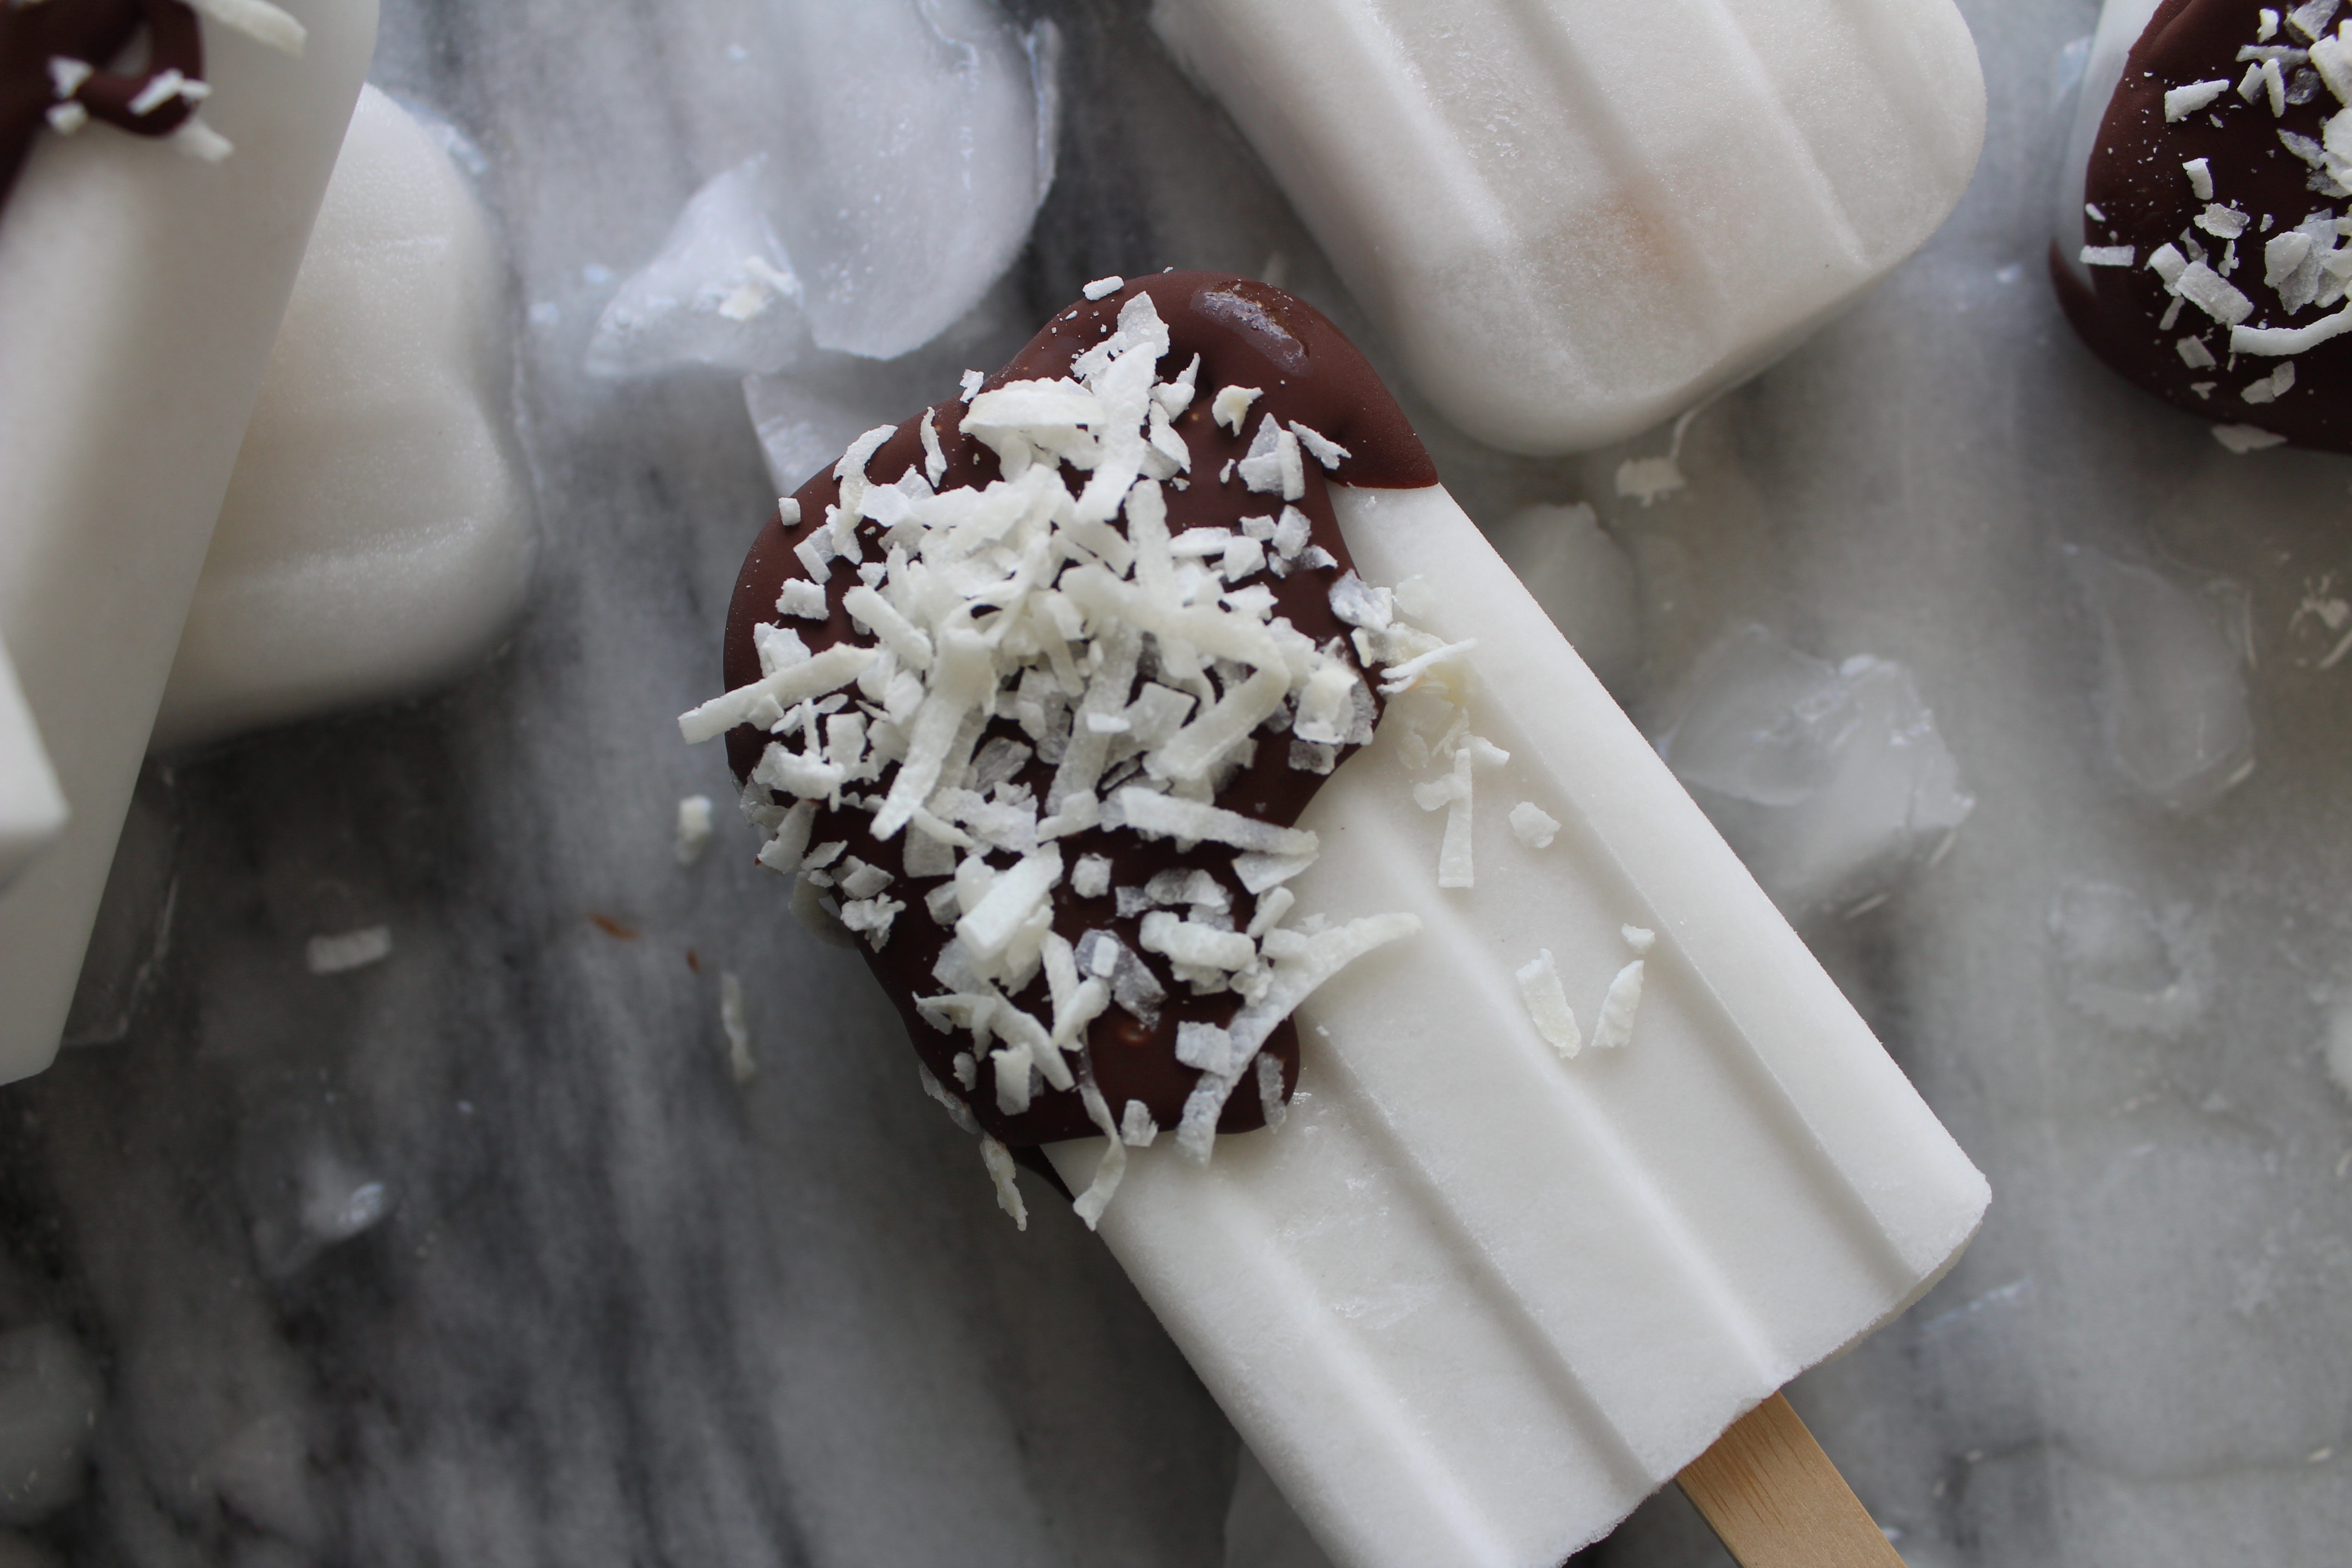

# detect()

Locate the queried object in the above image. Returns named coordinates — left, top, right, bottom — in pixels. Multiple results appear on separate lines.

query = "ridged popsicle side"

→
left=1054, top=484, right=1986, bottom=1568
left=1151, top=0, right=1985, bottom=453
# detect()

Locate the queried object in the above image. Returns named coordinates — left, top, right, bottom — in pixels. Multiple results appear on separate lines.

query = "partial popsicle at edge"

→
left=0, top=0, right=379, bottom=1083
left=1151, top=0, right=1986, bottom=454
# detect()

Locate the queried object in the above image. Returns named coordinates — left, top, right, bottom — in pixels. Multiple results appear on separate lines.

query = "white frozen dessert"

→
left=1150, top=0, right=1987, bottom=454
left=0, top=0, right=377, bottom=1083
left=697, top=274, right=1986, bottom=1567
left=1052, top=481, right=1986, bottom=1567
left=153, top=82, right=533, bottom=751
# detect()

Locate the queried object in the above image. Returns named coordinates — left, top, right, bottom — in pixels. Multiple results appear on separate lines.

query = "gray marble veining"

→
left=1, top=0, right=2347, bottom=1564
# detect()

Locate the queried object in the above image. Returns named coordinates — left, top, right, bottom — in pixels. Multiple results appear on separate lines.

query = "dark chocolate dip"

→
left=1, top=0, right=204, bottom=211
left=721, top=273, right=1436, bottom=1149
left=2056, top=0, right=2352, bottom=449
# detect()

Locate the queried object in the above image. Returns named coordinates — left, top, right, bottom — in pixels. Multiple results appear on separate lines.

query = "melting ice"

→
left=2048, top=881, right=2208, bottom=1036
left=2067, top=546, right=2254, bottom=812
left=1655, top=624, right=1973, bottom=918
left=589, top=0, right=1058, bottom=376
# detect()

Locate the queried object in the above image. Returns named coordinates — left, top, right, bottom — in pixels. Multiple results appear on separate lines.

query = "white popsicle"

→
left=0, top=0, right=377, bottom=1084
left=1052, top=483, right=1987, bottom=1568
left=2051, top=0, right=2165, bottom=294
left=1150, top=0, right=1986, bottom=454
left=154, top=83, right=534, bottom=752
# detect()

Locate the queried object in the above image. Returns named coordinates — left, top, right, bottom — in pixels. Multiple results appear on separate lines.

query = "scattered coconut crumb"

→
left=1083, top=275, right=1125, bottom=300
left=675, top=794, right=715, bottom=864
left=980, top=1135, right=1028, bottom=1229
left=1622, top=924, right=1655, bottom=955
left=2243, top=361, right=2298, bottom=403
left=2165, top=79, right=2230, bottom=120
left=1615, top=455, right=1684, bottom=506
left=720, top=970, right=755, bottom=1082
left=1212, top=384, right=1263, bottom=435
left=2213, top=423, right=2288, bottom=451
left=2081, top=245, right=2135, bottom=267
left=1515, top=950, right=1583, bottom=1058
left=1509, top=801, right=1560, bottom=849
left=2182, top=158, right=2215, bottom=199
left=1592, top=958, right=1646, bottom=1051
left=1255, top=1052, right=1288, bottom=1127
left=959, top=368, right=985, bottom=401
left=306, top=926, right=392, bottom=975
left=1120, top=1099, right=1159, bottom=1146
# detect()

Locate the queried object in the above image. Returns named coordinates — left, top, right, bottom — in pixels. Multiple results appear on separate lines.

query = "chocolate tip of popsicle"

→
left=717, top=272, right=1436, bottom=1158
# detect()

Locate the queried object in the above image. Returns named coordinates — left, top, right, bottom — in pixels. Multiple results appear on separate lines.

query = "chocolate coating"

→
left=722, top=272, right=1436, bottom=1147
left=1, top=0, right=203, bottom=212
left=2057, top=0, right=2352, bottom=448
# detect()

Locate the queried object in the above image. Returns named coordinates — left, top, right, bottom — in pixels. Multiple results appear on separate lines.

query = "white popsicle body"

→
left=1151, top=0, right=1986, bottom=455
left=1053, top=484, right=1988, bottom=1568
left=154, top=83, right=533, bottom=752
left=2051, top=0, right=2166, bottom=290
left=0, top=0, right=378, bottom=1083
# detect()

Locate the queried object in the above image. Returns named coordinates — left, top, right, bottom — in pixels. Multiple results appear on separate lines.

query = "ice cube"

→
left=2067, top=546, right=2254, bottom=811
left=1655, top=625, right=1973, bottom=918
left=586, top=157, right=811, bottom=377
left=239, top=1124, right=398, bottom=1279
left=596, top=0, right=1058, bottom=373
left=1484, top=502, right=1640, bottom=695
left=2048, top=881, right=2209, bottom=1035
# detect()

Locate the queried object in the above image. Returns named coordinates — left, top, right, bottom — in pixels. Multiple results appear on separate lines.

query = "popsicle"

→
left=2053, top=0, right=2352, bottom=451
left=0, top=0, right=377, bottom=1083
left=153, top=82, right=533, bottom=751
left=1148, top=0, right=1987, bottom=456
left=689, top=273, right=1986, bottom=1566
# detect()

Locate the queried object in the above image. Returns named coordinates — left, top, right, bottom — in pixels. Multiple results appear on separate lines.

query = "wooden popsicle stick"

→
left=1676, top=1393, right=1906, bottom=1568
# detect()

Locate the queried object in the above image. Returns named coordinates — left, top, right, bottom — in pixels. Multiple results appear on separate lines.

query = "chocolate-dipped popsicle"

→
left=686, top=275, right=1989, bottom=1566
left=2056, top=0, right=2352, bottom=449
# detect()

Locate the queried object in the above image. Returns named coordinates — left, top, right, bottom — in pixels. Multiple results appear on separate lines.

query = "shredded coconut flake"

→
left=675, top=795, right=715, bottom=864
left=980, top=1136, right=1028, bottom=1229
left=2166, top=79, right=2232, bottom=120
left=306, top=925, right=392, bottom=975
left=1516, top=950, right=1583, bottom=1058
left=1509, top=801, right=1560, bottom=849
left=720, top=971, right=755, bottom=1082
left=1592, top=960, right=1645, bottom=1050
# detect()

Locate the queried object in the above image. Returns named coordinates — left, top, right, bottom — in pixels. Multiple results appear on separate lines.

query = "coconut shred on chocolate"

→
left=683, top=272, right=1440, bottom=1225
left=1, top=0, right=308, bottom=212
left=2056, top=0, right=2352, bottom=449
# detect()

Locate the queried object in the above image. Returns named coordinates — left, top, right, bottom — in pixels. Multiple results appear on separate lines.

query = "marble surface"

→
left=3, top=0, right=2349, bottom=1563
